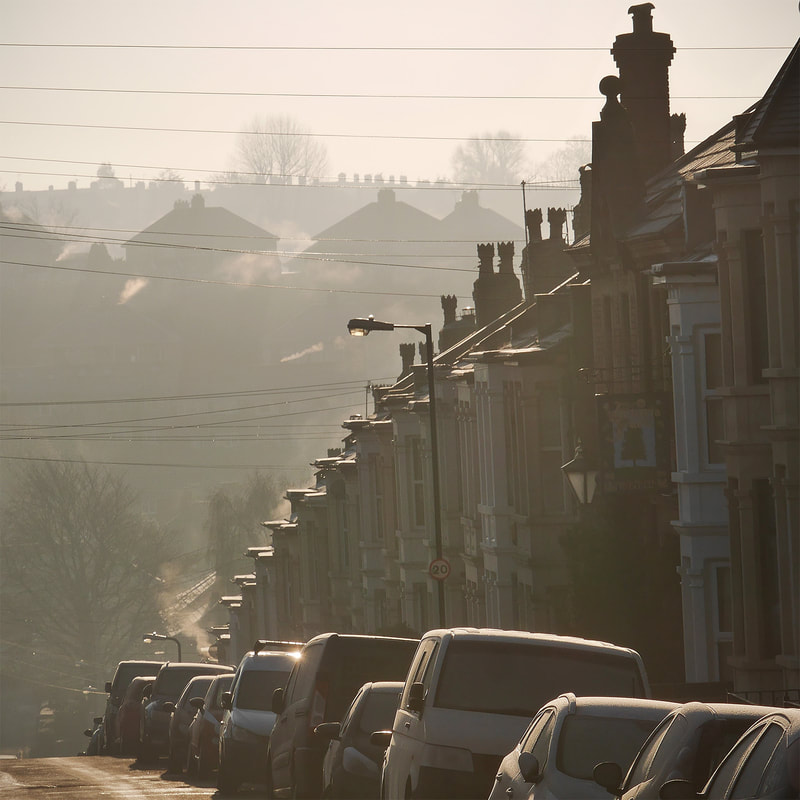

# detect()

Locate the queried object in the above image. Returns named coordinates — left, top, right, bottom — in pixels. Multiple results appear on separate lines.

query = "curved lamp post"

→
left=142, top=631, right=182, bottom=662
left=348, top=316, right=446, bottom=628
left=561, top=440, right=599, bottom=506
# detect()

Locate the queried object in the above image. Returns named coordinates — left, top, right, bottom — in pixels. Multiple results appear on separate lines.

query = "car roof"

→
left=237, top=651, right=300, bottom=670
left=423, top=627, right=641, bottom=656
left=304, top=632, right=418, bottom=645
left=548, top=694, right=678, bottom=715
left=669, top=701, right=783, bottom=721
left=157, top=662, right=234, bottom=672
left=364, top=681, right=404, bottom=692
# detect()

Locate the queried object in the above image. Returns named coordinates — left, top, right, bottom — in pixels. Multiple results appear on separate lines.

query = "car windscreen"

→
left=357, top=690, right=402, bottom=734
left=154, top=668, right=216, bottom=698
left=433, top=641, right=645, bottom=716
left=556, top=714, right=659, bottom=779
left=234, top=670, right=291, bottom=711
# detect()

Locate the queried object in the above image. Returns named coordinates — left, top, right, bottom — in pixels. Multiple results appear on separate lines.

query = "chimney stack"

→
left=399, top=342, right=416, bottom=380
left=611, top=3, right=676, bottom=177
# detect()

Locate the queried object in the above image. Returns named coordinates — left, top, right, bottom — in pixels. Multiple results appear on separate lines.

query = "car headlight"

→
left=420, top=742, right=474, bottom=773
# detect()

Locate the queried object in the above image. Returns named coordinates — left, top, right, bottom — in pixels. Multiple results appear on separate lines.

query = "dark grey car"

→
left=317, top=681, right=403, bottom=799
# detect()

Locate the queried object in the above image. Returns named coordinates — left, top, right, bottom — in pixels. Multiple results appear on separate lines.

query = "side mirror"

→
left=518, top=752, right=541, bottom=783
left=407, top=682, right=425, bottom=714
left=271, top=687, right=285, bottom=714
left=371, top=730, right=392, bottom=749
left=593, top=762, right=623, bottom=793
left=162, top=701, right=176, bottom=714
left=83, top=729, right=93, bottom=737
left=189, top=697, right=205, bottom=711
left=314, top=722, right=340, bottom=741
left=659, top=779, right=698, bottom=800
left=104, top=681, right=112, bottom=694
left=220, top=692, right=232, bottom=710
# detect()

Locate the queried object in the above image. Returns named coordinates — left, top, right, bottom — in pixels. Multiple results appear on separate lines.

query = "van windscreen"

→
left=235, top=670, right=291, bottom=711
left=434, top=641, right=644, bottom=716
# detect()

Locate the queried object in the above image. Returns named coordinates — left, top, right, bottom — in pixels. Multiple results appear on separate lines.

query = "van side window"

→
left=286, top=642, right=324, bottom=705
left=401, top=639, right=438, bottom=708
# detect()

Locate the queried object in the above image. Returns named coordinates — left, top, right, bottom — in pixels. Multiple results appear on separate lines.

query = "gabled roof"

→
left=125, top=196, right=277, bottom=247
left=437, top=191, right=522, bottom=241
left=736, top=38, right=799, bottom=149
left=310, top=188, right=440, bottom=244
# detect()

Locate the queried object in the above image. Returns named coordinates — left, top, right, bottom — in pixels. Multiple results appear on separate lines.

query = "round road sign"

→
left=429, top=558, right=451, bottom=581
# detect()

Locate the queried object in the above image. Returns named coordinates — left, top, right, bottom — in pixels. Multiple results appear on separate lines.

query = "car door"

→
left=270, top=641, right=324, bottom=793
left=383, top=637, right=439, bottom=796
left=489, top=708, right=555, bottom=800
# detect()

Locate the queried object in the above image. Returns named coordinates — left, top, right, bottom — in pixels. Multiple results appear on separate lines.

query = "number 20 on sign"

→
left=429, top=558, right=451, bottom=581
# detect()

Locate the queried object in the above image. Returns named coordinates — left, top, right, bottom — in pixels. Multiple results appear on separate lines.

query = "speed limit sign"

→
left=429, top=558, right=451, bottom=581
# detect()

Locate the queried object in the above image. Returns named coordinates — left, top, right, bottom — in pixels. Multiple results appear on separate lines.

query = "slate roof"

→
left=125, top=197, right=277, bottom=249
left=736, top=38, right=799, bottom=149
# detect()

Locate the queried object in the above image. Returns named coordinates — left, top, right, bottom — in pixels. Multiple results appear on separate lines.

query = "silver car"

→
left=487, top=694, right=678, bottom=800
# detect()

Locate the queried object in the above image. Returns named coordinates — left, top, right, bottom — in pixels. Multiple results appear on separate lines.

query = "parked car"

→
left=186, top=673, right=234, bottom=778
left=317, top=681, right=403, bottom=799
left=267, top=632, right=419, bottom=798
left=487, top=694, right=678, bottom=800
left=82, top=716, right=105, bottom=756
left=379, top=627, right=651, bottom=800
left=659, top=708, right=800, bottom=799
left=138, top=662, right=234, bottom=763
left=101, top=659, right=164, bottom=754
left=164, top=674, right=216, bottom=773
left=217, top=649, right=299, bottom=794
left=593, top=701, right=781, bottom=799
left=117, top=675, right=157, bottom=756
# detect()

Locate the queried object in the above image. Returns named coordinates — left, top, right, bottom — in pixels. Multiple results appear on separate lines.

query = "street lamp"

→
left=561, top=440, right=599, bottom=506
left=142, top=631, right=182, bottom=662
left=347, top=316, right=447, bottom=628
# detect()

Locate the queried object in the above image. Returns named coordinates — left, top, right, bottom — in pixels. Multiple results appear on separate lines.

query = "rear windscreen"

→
left=358, top=690, right=402, bottom=734
left=326, top=640, right=417, bottom=720
left=154, top=668, right=220, bottom=698
left=557, top=714, right=659, bottom=779
left=434, top=641, right=644, bottom=716
left=234, top=670, right=291, bottom=711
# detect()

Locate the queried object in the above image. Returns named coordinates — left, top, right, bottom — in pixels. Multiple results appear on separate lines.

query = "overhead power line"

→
left=0, top=227, right=502, bottom=269
left=0, top=219, right=536, bottom=245
left=0, top=258, right=474, bottom=301
left=0, top=454, right=317, bottom=471
left=0, top=43, right=791, bottom=51
left=0, top=85, right=758, bottom=100
left=0, top=379, right=389, bottom=407
left=0, top=120, right=594, bottom=146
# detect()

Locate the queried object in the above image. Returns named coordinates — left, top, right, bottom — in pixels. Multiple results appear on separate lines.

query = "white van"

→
left=379, top=628, right=650, bottom=800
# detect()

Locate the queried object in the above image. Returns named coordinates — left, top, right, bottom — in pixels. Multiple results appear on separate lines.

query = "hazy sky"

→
left=2, top=0, right=797, bottom=192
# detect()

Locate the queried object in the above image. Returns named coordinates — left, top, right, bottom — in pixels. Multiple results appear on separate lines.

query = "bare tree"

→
left=206, top=472, right=283, bottom=591
left=534, top=137, right=592, bottom=183
left=235, top=115, right=328, bottom=182
left=451, top=132, right=529, bottom=186
left=0, top=460, right=171, bottom=688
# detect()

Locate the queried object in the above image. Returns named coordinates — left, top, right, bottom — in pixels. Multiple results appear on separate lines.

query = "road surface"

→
left=0, top=756, right=270, bottom=798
